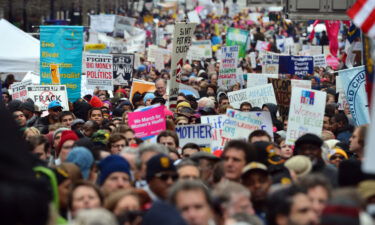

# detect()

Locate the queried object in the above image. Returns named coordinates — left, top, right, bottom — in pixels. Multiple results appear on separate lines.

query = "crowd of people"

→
left=1, top=4, right=375, bottom=225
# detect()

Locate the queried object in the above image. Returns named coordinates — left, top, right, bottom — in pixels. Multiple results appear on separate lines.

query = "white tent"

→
left=0, top=19, right=40, bottom=73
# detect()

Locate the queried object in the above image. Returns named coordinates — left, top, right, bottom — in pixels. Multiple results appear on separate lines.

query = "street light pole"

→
left=50, top=0, right=55, bottom=20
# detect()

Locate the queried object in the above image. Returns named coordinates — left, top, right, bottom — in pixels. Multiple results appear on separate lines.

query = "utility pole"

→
left=50, top=0, right=55, bottom=20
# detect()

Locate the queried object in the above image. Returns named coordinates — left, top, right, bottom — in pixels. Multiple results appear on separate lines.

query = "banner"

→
left=130, top=79, right=156, bottom=101
left=313, top=54, right=327, bottom=68
left=169, top=22, right=197, bottom=109
left=187, top=40, right=212, bottom=61
left=9, top=80, right=33, bottom=102
left=286, top=87, right=326, bottom=145
left=176, top=124, right=212, bottom=147
left=247, top=73, right=268, bottom=88
left=226, top=28, right=249, bottom=58
left=40, top=26, right=83, bottom=102
left=201, top=115, right=226, bottom=152
left=218, top=46, right=239, bottom=88
left=222, top=109, right=273, bottom=141
left=228, top=83, right=277, bottom=109
left=90, top=15, right=136, bottom=37
left=262, top=54, right=279, bottom=74
left=279, top=56, right=314, bottom=76
left=269, top=78, right=292, bottom=118
left=128, top=105, right=166, bottom=139
left=113, top=54, right=134, bottom=86
left=339, top=66, right=370, bottom=125
left=26, top=85, right=69, bottom=111
left=84, top=53, right=113, bottom=90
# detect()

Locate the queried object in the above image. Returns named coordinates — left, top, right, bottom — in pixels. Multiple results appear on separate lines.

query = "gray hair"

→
left=212, top=181, right=251, bottom=208
left=72, top=208, right=118, bottom=225
left=136, top=143, right=169, bottom=168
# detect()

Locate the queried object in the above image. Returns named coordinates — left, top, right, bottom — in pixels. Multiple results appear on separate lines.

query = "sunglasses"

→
left=154, top=172, right=178, bottom=181
left=51, top=107, right=62, bottom=112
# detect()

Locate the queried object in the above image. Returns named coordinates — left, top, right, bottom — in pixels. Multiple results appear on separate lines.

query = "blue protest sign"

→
left=339, top=66, right=370, bottom=126
left=279, top=56, right=313, bottom=76
left=40, top=26, right=83, bottom=102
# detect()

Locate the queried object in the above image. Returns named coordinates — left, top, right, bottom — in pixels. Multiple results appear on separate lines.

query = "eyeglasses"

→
left=154, top=172, right=178, bottom=181
left=330, top=155, right=345, bottom=161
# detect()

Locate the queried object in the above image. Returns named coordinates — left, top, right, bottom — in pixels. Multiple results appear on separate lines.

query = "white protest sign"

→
left=249, top=52, right=257, bottom=68
left=218, top=45, right=239, bottom=88
left=187, top=40, right=212, bottom=61
left=113, top=54, right=134, bottom=86
left=26, top=85, right=69, bottom=111
left=169, top=22, right=197, bottom=109
left=291, top=79, right=312, bottom=89
left=255, top=41, right=269, bottom=51
left=262, top=54, right=279, bottom=74
left=187, top=10, right=201, bottom=24
left=175, top=124, right=212, bottom=147
left=90, top=15, right=116, bottom=33
left=147, top=45, right=159, bottom=62
left=313, top=54, right=327, bottom=68
left=363, top=88, right=375, bottom=173
left=228, top=83, right=277, bottom=109
left=222, top=109, right=274, bottom=141
left=286, top=87, right=326, bottom=145
left=85, top=53, right=114, bottom=90
left=123, top=26, right=146, bottom=53
left=155, top=53, right=165, bottom=71
left=9, top=80, right=33, bottom=102
left=247, top=73, right=268, bottom=88
left=201, top=115, right=227, bottom=152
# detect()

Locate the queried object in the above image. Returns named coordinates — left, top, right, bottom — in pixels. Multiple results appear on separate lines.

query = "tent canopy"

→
left=0, top=19, right=40, bottom=73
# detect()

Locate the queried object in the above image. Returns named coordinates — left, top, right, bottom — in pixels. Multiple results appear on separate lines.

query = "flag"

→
left=309, top=20, right=320, bottom=42
left=347, top=0, right=375, bottom=39
left=325, top=21, right=341, bottom=57
left=345, top=23, right=361, bottom=68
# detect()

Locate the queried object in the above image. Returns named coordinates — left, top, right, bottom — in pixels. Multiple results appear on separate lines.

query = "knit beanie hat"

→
left=146, top=154, right=176, bottom=182
left=57, top=130, right=79, bottom=155
left=143, top=93, right=155, bottom=104
left=294, top=133, right=323, bottom=153
left=89, top=96, right=104, bottom=108
left=98, top=155, right=131, bottom=185
left=284, top=155, right=312, bottom=177
left=66, top=147, right=94, bottom=179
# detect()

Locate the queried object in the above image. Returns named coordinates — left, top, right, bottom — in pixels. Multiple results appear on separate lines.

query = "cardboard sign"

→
left=26, top=85, right=69, bottom=111
left=313, top=54, right=327, bottom=68
left=226, top=28, right=249, bottom=58
left=338, top=66, right=370, bottom=125
left=113, top=54, right=134, bottom=86
left=279, top=56, right=314, bottom=76
left=228, top=83, right=277, bottom=109
left=218, top=45, right=239, bottom=88
left=291, top=79, right=312, bottom=89
left=262, top=54, right=279, bottom=74
left=176, top=124, right=212, bottom=147
left=85, top=53, right=113, bottom=90
left=130, top=79, right=156, bottom=101
left=169, top=22, right=197, bottom=109
left=222, top=109, right=274, bottom=141
left=128, top=105, right=166, bottom=139
left=285, top=87, right=326, bottom=145
left=9, top=80, right=33, bottom=102
left=201, top=115, right=226, bottom=152
left=247, top=73, right=268, bottom=88
left=187, top=40, right=212, bottom=61
left=269, top=78, right=292, bottom=118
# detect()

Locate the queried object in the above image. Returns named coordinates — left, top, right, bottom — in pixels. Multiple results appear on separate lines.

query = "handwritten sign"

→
left=291, top=79, right=312, bottom=89
left=262, top=54, right=279, bottom=74
left=218, top=46, right=239, bottom=88
left=222, top=109, right=274, bottom=141
left=228, top=83, right=277, bottom=109
left=247, top=73, right=268, bottom=88
left=269, top=78, right=292, bottom=118
left=85, top=53, right=113, bottom=90
left=26, top=85, right=69, bottom=111
left=187, top=40, right=212, bottom=61
left=128, top=105, right=166, bottom=139
left=176, top=124, right=212, bottom=147
left=201, top=115, right=227, bottom=152
left=226, top=28, right=249, bottom=58
left=9, top=80, right=33, bottom=102
left=313, top=54, right=327, bottom=68
left=286, top=87, right=326, bottom=145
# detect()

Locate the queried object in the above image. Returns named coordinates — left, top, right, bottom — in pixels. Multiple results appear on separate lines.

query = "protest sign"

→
left=313, top=54, right=327, bottom=68
left=363, top=89, right=375, bottom=173
left=187, top=40, right=212, bottom=61
left=128, top=105, right=166, bottom=139
left=269, top=78, right=292, bottom=118
left=218, top=46, right=239, bottom=88
left=291, top=79, right=312, bottom=89
left=84, top=43, right=109, bottom=54
left=113, top=54, right=134, bottom=86
left=262, top=54, right=279, bottom=74
left=9, top=80, right=33, bottom=102
left=147, top=45, right=159, bottom=62
left=169, top=22, right=197, bottom=109
left=130, top=79, right=156, bottom=101
left=255, top=41, right=270, bottom=51
left=26, top=85, right=69, bottom=111
left=187, top=10, right=201, bottom=24
left=40, top=26, right=83, bottom=102
left=339, top=66, right=370, bottom=125
left=228, top=83, right=277, bottom=109
left=249, top=52, right=257, bottom=68
left=247, top=73, right=268, bottom=88
left=279, top=56, right=314, bottom=76
left=222, top=109, right=273, bottom=141
left=201, top=115, right=226, bottom=152
left=123, top=26, right=146, bottom=53
left=226, top=28, right=249, bottom=58
left=84, top=53, right=113, bottom=90
left=90, top=15, right=116, bottom=33
left=176, top=124, right=212, bottom=148
left=285, top=87, right=326, bottom=145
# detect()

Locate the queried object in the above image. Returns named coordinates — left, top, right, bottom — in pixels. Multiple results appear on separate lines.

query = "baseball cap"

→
left=48, top=100, right=62, bottom=109
left=242, top=162, right=268, bottom=176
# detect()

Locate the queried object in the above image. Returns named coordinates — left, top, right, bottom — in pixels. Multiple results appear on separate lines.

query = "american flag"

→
left=347, top=0, right=375, bottom=39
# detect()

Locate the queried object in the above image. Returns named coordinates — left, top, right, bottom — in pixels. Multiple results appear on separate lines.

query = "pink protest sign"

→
left=128, top=105, right=166, bottom=139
